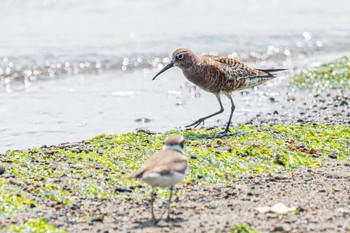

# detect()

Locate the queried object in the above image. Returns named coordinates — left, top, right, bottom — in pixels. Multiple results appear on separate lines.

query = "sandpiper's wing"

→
left=205, top=55, right=270, bottom=81
left=126, top=150, right=188, bottom=179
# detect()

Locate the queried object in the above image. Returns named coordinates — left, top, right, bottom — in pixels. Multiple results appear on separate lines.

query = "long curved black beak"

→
left=152, top=62, right=174, bottom=80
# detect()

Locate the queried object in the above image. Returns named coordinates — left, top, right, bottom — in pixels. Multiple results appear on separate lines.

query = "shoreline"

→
left=1, top=87, right=349, bottom=154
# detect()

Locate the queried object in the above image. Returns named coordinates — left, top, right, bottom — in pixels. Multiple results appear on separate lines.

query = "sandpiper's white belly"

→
left=143, top=171, right=187, bottom=188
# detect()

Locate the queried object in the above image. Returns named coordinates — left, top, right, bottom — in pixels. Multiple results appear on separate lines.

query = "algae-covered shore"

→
left=1, top=58, right=350, bottom=232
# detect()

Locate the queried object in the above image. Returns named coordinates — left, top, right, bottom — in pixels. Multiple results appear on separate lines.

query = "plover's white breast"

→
left=143, top=170, right=187, bottom=188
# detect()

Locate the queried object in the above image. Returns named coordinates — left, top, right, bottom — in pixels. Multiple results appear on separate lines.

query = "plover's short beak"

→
left=152, top=62, right=174, bottom=80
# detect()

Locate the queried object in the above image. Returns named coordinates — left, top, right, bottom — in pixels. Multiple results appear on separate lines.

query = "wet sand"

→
left=110, top=160, right=350, bottom=233
left=2, top=156, right=348, bottom=233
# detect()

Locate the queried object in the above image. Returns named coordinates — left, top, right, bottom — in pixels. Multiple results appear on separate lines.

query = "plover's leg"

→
left=218, top=94, right=235, bottom=136
left=185, top=94, right=224, bottom=128
left=151, top=187, right=156, bottom=221
left=166, top=186, right=174, bottom=221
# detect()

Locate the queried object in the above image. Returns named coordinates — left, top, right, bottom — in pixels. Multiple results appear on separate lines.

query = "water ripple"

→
left=1, top=33, right=350, bottom=92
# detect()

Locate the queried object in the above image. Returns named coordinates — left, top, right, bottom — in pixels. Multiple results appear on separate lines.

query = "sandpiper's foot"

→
left=185, top=118, right=206, bottom=128
left=217, top=127, right=230, bottom=137
left=217, top=131, right=227, bottom=137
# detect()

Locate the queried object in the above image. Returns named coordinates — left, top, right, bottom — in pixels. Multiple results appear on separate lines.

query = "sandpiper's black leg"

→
left=166, top=186, right=174, bottom=221
left=219, top=94, right=235, bottom=136
left=151, top=187, right=156, bottom=221
left=186, top=95, right=224, bottom=128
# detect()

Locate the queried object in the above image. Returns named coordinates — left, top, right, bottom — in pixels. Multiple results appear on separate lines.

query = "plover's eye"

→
left=176, top=54, right=184, bottom=60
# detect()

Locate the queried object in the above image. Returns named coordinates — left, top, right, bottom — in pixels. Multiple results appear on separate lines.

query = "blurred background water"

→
left=1, top=0, right=350, bottom=151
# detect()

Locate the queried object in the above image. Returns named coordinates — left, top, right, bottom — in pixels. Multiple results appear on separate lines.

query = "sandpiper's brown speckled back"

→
left=172, top=48, right=283, bottom=94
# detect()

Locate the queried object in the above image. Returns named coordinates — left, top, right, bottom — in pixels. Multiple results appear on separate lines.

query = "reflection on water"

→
left=1, top=32, right=350, bottom=93
left=0, top=0, right=350, bottom=151
left=1, top=0, right=350, bottom=90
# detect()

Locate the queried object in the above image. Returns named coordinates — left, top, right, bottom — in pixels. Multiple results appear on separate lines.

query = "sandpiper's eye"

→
left=176, top=54, right=184, bottom=60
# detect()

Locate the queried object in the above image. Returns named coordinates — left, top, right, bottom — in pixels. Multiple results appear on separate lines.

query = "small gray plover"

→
left=153, top=48, right=286, bottom=135
left=126, top=134, right=189, bottom=221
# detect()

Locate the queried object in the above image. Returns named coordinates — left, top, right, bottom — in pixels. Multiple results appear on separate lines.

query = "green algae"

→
left=0, top=124, right=349, bottom=231
left=292, top=56, right=350, bottom=90
left=1, top=218, right=67, bottom=233
left=231, top=223, right=262, bottom=233
left=0, top=192, right=37, bottom=218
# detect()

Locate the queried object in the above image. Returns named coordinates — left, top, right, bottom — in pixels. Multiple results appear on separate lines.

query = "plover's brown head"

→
left=163, top=134, right=185, bottom=153
left=152, top=48, right=197, bottom=80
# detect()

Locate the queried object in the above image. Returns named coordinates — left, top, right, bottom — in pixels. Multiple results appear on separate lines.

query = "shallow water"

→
left=1, top=0, right=350, bottom=152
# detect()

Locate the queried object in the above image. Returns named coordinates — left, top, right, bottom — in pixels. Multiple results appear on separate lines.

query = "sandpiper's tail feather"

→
left=256, top=68, right=287, bottom=77
left=257, top=68, right=287, bottom=73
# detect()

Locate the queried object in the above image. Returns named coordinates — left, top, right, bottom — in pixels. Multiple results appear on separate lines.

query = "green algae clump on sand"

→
left=2, top=218, right=67, bottom=233
left=292, top=56, right=350, bottom=90
left=231, top=223, right=262, bottom=233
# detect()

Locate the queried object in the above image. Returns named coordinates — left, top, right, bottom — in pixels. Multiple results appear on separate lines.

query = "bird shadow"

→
left=132, top=217, right=188, bottom=229
left=184, top=127, right=247, bottom=140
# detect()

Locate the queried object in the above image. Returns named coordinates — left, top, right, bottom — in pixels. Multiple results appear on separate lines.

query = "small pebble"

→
left=117, top=210, right=125, bottom=216
left=91, top=216, right=104, bottom=222
left=134, top=117, right=151, bottom=124
left=269, top=97, right=276, bottom=102
left=272, top=226, right=284, bottom=232
left=115, top=186, right=132, bottom=193
left=0, top=164, right=5, bottom=175
left=55, top=204, right=63, bottom=210
left=288, top=96, right=296, bottom=102
left=24, top=185, right=35, bottom=192
left=339, top=100, right=348, bottom=106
